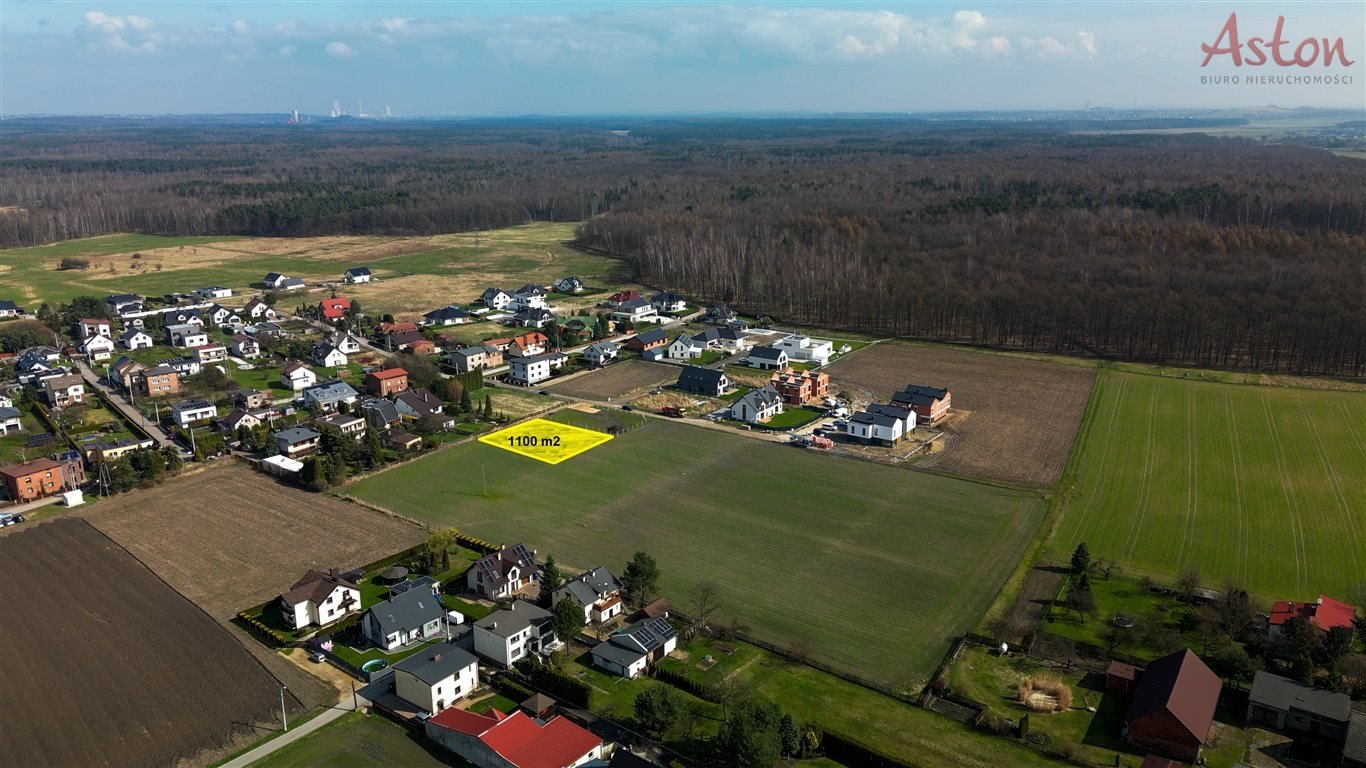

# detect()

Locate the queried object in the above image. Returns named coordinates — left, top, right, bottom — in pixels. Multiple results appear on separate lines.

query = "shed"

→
left=1107, top=660, right=1139, bottom=695
left=520, top=693, right=557, bottom=719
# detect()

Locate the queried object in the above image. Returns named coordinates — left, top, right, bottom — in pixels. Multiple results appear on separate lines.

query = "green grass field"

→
left=1051, top=370, right=1366, bottom=597
left=345, top=413, right=1046, bottom=688
left=247, top=712, right=469, bottom=768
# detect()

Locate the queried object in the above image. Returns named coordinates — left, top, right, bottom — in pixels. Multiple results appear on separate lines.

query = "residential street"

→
left=73, top=360, right=182, bottom=453
left=217, top=690, right=368, bottom=768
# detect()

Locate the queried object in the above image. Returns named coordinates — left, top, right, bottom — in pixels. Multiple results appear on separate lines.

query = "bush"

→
left=1017, top=676, right=1072, bottom=712
left=58, top=257, right=90, bottom=270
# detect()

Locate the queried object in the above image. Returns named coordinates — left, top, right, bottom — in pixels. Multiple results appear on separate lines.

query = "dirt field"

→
left=546, top=360, right=679, bottom=401
left=824, top=342, right=1096, bottom=487
left=80, top=463, right=425, bottom=616
left=0, top=518, right=311, bottom=768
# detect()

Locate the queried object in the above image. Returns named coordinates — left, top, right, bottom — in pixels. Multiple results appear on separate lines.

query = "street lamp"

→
left=280, top=685, right=288, bottom=732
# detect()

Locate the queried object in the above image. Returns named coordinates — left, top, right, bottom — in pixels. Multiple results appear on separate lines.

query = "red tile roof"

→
left=1270, top=596, right=1356, bottom=631
left=428, top=708, right=599, bottom=768
left=369, top=368, right=409, bottom=380
left=320, top=297, right=352, bottom=320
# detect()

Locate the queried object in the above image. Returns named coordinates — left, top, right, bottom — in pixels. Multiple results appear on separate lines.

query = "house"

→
left=122, top=328, right=154, bottom=351
left=1246, top=671, right=1352, bottom=744
left=158, top=356, right=202, bottom=377
left=104, top=294, right=142, bottom=315
left=206, top=304, right=241, bottom=326
left=0, top=458, right=66, bottom=502
left=395, top=388, right=453, bottom=427
left=365, top=367, right=410, bottom=397
left=473, top=600, right=555, bottom=668
left=393, top=643, right=480, bottom=715
left=235, top=388, right=271, bottom=409
left=590, top=617, right=679, bottom=679
left=192, top=343, right=228, bottom=365
left=867, top=402, right=916, bottom=434
left=42, top=374, right=86, bottom=407
left=512, top=308, right=556, bottom=329
left=385, top=329, right=428, bottom=352
left=769, top=369, right=829, bottom=405
left=624, top=328, right=669, bottom=353
left=0, top=299, right=24, bottom=317
left=275, top=426, right=322, bottom=458
left=729, top=385, right=784, bottom=424
left=692, top=326, right=751, bottom=352
left=166, top=323, right=208, bottom=348
left=229, top=334, right=261, bottom=359
left=84, top=437, right=155, bottom=466
left=422, top=306, right=474, bottom=326
left=477, top=288, right=515, bottom=311
left=1268, top=595, right=1356, bottom=637
left=675, top=366, right=730, bottom=397
left=508, top=332, right=550, bottom=357
left=220, top=408, right=261, bottom=434
left=108, top=357, right=145, bottom=389
left=333, top=332, right=363, bottom=354
left=377, top=320, right=419, bottom=337
left=0, top=407, right=22, bottom=436
left=604, top=290, right=640, bottom=308
left=361, top=398, right=403, bottom=431
left=425, top=706, right=603, bottom=768
left=581, top=341, right=620, bottom=368
left=553, top=567, right=624, bottom=624
left=302, top=380, right=360, bottom=412
left=136, top=365, right=180, bottom=397
left=317, top=412, right=366, bottom=438
left=445, top=345, right=502, bottom=374
left=385, top=431, right=423, bottom=451
left=650, top=292, right=687, bottom=314
left=78, top=334, right=117, bottom=361
left=281, top=362, right=318, bottom=392
left=261, top=455, right=304, bottom=478
left=319, top=297, right=351, bottom=323
left=342, top=267, right=373, bottom=284
left=262, top=272, right=292, bottom=289
left=744, top=345, right=788, bottom=370
left=1122, top=649, right=1220, bottom=763
left=772, top=335, right=834, bottom=365
left=362, top=587, right=446, bottom=652
left=196, top=286, right=233, bottom=299
left=311, top=342, right=348, bottom=369
left=76, top=318, right=112, bottom=339
left=466, top=543, right=540, bottom=600
left=891, top=384, right=952, bottom=423
left=666, top=333, right=704, bottom=360
left=279, top=568, right=361, bottom=630
left=244, top=297, right=277, bottom=320
left=508, top=352, right=567, bottom=386
left=554, top=276, right=584, bottom=294
left=702, top=304, right=738, bottom=325
left=610, top=298, right=658, bottom=324
left=160, top=308, right=204, bottom=326
left=846, top=410, right=905, bottom=445
left=170, top=399, right=217, bottom=427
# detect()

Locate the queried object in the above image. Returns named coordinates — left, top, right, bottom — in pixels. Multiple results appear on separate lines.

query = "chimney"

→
left=432, top=653, right=441, bottom=662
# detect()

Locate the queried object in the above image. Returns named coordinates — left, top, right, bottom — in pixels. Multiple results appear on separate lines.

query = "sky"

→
left=1, top=1, right=1363, bottom=115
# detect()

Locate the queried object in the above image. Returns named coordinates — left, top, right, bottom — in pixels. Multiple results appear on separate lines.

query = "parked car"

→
left=621, top=404, right=633, bottom=411
left=0, top=513, right=24, bottom=526
left=308, top=651, right=326, bottom=663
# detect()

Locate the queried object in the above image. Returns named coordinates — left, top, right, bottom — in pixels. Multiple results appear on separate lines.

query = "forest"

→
left=0, top=116, right=1362, bottom=374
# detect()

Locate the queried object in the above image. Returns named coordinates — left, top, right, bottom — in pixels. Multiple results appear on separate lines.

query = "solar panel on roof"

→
left=389, top=576, right=438, bottom=596
left=25, top=434, right=56, bottom=447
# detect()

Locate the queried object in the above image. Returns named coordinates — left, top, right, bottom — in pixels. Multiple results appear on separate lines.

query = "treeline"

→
left=0, top=117, right=1362, bottom=373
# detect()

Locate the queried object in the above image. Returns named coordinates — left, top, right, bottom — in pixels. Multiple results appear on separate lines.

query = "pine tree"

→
left=1070, top=542, right=1091, bottom=575
left=460, top=389, right=473, bottom=414
left=483, top=395, right=493, bottom=419
left=778, top=714, right=800, bottom=757
left=538, top=556, right=565, bottom=608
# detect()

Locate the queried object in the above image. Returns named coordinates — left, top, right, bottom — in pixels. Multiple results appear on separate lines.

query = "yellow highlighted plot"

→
left=478, top=417, right=613, bottom=465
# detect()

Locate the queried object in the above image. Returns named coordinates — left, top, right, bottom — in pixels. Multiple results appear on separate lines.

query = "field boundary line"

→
left=1225, top=392, right=1250, bottom=584
left=1122, top=384, right=1159, bottom=559
left=1297, top=399, right=1361, bottom=576
left=1062, top=373, right=1126, bottom=554
left=1178, top=386, right=1197, bottom=569
left=1260, top=393, right=1308, bottom=594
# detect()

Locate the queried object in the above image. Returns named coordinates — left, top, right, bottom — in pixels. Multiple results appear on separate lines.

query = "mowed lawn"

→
left=345, top=415, right=1046, bottom=688
left=1051, top=371, right=1366, bottom=597
left=248, top=712, right=469, bottom=768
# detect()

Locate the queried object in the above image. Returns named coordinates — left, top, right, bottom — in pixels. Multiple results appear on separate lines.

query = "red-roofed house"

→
left=319, top=297, right=352, bottom=323
left=1123, top=649, right=1221, bottom=762
left=1269, top=596, right=1356, bottom=636
left=365, top=368, right=410, bottom=397
left=425, top=707, right=603, bottom=768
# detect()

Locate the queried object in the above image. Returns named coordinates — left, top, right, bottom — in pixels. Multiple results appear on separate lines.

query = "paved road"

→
left=73, top=360, right=182, bottom=453
left=218, top=692, right=367, bottom=768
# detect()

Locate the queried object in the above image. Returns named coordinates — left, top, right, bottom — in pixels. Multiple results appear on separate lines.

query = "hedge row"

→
left=650, top=666, right=722, bottom=703
left=522, top=667, right=592, bottom=709
left=454, top=533, right=499, bottom=556
left=236, top=612, right=287, bottom=647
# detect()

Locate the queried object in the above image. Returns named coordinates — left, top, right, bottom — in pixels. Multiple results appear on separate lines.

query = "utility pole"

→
left=280, top=685, right=288, bottom=731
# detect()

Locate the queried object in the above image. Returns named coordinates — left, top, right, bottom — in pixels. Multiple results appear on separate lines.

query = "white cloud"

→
left=231, top=20, right=251, bottom=36
left=278, top=45, right=295, bottom=57
left=1076, top=30, right=1098, bottom=56
left=325, top=41, right=357, bottom=58
left=985, top=36, right=1012, bottom=57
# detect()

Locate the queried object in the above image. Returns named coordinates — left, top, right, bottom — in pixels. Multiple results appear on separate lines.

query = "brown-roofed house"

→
left=365, top=367, right=410, bottom=396
left=279, top=568, right=361, bottom=630
left=1123, top=649, right=1221, bottom=762
left=0, top=458, right=66, bottom=502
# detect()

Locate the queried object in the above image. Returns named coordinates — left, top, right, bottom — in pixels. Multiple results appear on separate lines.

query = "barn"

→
left=1123, top=649, right=1220, bottom=763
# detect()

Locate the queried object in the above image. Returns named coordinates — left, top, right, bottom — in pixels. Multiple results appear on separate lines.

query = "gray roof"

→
left=735, top=386, right=782, bottom=411
left=851, top=410, right=900, bottom=428
left=122, top=328, right=151, bottom=340
left=591, top=640, right=645, bottom=670
left=276, top=426, right=321, bottom=443
left=676, top=366, right=727, bottom=392
left=867, top=403, right=914, bottom=421
left=1345, top=710, right=1366, bottom=764
left=424, top=306, right=471, bottom=321
left=391, top=642, right=478, bottom=685
left=891, top=384, right=950, bottom=406
left=632, top=328, right=668, bottom=345
left=1248, top=671, right=1351, bottom=722
left=610, top=617, right=677, bottom=654
left=144, top=365, right=178, bottom=376
left=619, top=298, right=654, bottom=312
left=362, top=399, right=401, bottom=425
left=474, top=600, right=551, bottom=639
left=584, top=341, right=619, bottom=356
left=0, top=407, right=21, bottom=421
left=514, top=352, right=568, bottom=365
left=172, top=399, right=213, bottom=411
left=318, top=413, right=364, bottom=429
left=561, top=567, right=620, bottom=607
left=344, top=267, right=372, bottom=276
left=748, top=345, right=786, bottom=361
left=366, top=588, right=446, bottom=636
left=304, top=380, right=359, bottom=404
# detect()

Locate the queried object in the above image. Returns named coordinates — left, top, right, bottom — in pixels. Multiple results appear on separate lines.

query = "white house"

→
left=473, top=600, right=555, bottom=668
left=302, top=380, right=360, bottom=412
left=650, top=292, right=687, bottom=314
left=342, top=267, right=373, bottom=284
left=610, top=298, right=658, bottom=324
left=122, top=328, right=155, bottom=351
left=0, top=300, right=24, bottom=318
left=196, top=286, right=233, bottom=299
left=666, top=333, right=704, bottom=360
left=362, top=588, right=446, bottom=652
left=192, top=344, right=228, bottom=364
left=392, top=643, right=479, bottom=715
left=466, top=544, right=540, bottom=599
left=554, top=276, right=584, bottom=294
left=311, top=342, right=348, bottom=369
left=170, top=399, right=218, bottom=427
left=728, top=385, right=784, bottom=424
left=507, top=352, right=567, bottom=386
left=229, top=334, right=261, bottom=359
left=281, top=362, right=318, bottom=391
left=279, top=569, right=361, bottom=630
left=206, top=304, right=241, bottom=326
left=317, top=412, right=366, bottom=438
left=553, top=567, right=624, bottom=624
left=581, top=341, right=619, bottom=368
left=262, top=272, right=292, bottom=289
left=589, top=617, right=678, bottom=679
left=79, top=334, right=117, bottom=361
left=846, top=409, right=906, bottom=445
left=744, top=346, right=788, bottom=370
left=333, top=333, right=363, bottom=354
left=866, top=402, right=917, bottom=434
left=772, top=335, right=834, bottom=366
left=244, top=298, right=277, bottom=320
left=476, top=288, right=514, bottom=310
left=0, top=406, right=23, bottom=435
left=166, top=323, right=208, bottom=348
left=76, top=318, right=112, bottom=339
